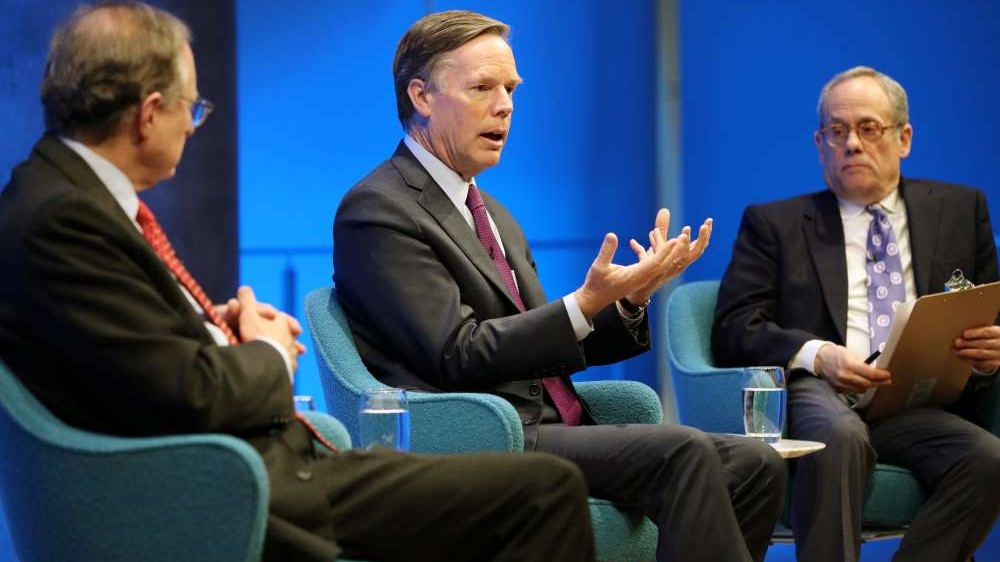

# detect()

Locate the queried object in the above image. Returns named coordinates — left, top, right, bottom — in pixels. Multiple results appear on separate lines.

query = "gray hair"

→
left=393, top=10, right=510, bottom=130
left=41, top=2, right=191, bottom=141
left=817, top=66, right=909, bottom=126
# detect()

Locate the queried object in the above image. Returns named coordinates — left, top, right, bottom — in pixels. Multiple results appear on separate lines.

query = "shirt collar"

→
left=60, top=137, right=141, bottom=229
left=836, top=186, right=902, bottom=219
left=403, top=135, right=477, bottom=210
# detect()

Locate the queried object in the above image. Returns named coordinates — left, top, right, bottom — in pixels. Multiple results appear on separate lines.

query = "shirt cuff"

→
left=790, top=339, right=833, bottom=375
left=255, top=336, right=294, bottom=382
left=563, top=294, right=595, bottom=341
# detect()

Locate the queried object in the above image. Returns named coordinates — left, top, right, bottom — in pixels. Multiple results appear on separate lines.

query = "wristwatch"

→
left=618, top=297, right=650, bottom=316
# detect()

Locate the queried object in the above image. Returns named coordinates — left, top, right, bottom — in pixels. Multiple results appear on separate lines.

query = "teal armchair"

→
left=305, top=286, right=659, bottom=562
left=0, top=359, right=351, bottom=562
left=665, top=280, right=960, bottom=533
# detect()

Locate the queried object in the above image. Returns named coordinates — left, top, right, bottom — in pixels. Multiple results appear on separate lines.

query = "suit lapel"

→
left=900, top=179, right=940, bottom=297
left=804, top=191, right=848, bottom=342
left=33, top=135, right=213, bottom=338
left=484, top=198, right=547, bottom=309
left=391, top=143, right=523, bottom=310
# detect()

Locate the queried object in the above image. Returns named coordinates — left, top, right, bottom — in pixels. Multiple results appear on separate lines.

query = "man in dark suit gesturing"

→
left=0, top=4, right=598, bottom=561
left=713, top=66, right=1000, bottom=562
left=335, top=10, right=787, bottom=562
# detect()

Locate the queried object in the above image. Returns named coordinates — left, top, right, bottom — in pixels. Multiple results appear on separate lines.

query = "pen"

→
left=864, top=350, right=881, bottom=364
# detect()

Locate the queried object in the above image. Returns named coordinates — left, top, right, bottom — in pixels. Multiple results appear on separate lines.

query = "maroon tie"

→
left=465, top=185, right=583, bottom=426
left=135, top=201, right=339, bottom=452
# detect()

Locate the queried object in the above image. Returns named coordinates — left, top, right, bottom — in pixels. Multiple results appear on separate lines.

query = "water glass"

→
left=741, top=366, right=786, bottom=443
left=358, top=388, right=410, bottom=452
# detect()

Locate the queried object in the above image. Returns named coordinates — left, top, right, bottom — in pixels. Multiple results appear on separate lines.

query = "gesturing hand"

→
left=573, top=209, right=713, bottom=320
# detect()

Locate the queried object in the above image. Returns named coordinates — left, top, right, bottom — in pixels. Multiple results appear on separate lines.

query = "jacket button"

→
left=528, top=383, right=541, bottom=396
left=296, top=469, right=313, bottom=482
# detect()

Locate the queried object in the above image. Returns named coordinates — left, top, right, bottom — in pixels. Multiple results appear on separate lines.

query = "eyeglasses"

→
left=818, top=120, right=902, bottom=147
left=179, top=96, right=215, bottom=129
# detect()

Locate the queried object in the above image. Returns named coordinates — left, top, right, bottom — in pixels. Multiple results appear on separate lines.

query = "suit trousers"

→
left=535, top=423, right=787, bottom=562
left=787, top=374, right=1000, bottom=562
left=263, top=423, right=596, bottom=562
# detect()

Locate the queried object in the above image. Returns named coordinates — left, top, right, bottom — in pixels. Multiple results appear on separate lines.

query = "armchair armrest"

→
left=0, top=424, right=268, bottom=562
left=300, top=410, right=352, bottom=450
left=407, top=392, right=524, bottom=453
left=576, top=380, right=664, bottom=425
left=669, top=366, right=746, bottom=434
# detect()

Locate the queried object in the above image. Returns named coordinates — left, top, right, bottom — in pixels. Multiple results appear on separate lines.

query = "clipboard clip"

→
left=944, top=269, right=975, bottom=292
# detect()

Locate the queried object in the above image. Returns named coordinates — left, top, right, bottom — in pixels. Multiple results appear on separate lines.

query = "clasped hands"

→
left=815, top=325, right=1000, bottom=394
left=215, top=286, right=307, bottom=371
left=574, top=208, right=713, bottom=320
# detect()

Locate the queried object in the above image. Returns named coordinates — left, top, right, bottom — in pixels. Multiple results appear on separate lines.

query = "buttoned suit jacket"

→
left=334, top=142, right=650, bottom=448
left=712, top=178, right=998, bottom=389
left=0, top=135, right=344, bottom=561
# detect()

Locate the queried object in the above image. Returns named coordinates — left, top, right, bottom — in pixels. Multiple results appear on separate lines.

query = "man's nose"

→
left=493, top=88, right=513, bottom=117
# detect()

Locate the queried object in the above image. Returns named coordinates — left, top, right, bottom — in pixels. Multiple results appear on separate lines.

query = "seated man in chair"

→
left=713, top=65, right=1000, bottom=562
left=0, top=3, right=596, bottom=561
left=334, top=9, right=787, bottom=562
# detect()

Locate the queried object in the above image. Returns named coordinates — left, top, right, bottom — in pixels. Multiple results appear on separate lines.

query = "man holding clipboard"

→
left=713, top=66, right=1000, bottom=562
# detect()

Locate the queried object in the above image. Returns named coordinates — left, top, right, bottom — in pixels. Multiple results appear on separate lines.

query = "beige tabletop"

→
left=769, top=439, right=825, bottom=459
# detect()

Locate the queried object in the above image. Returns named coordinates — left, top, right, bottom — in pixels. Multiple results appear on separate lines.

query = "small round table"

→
left=769, top=439, right=825, bottom=459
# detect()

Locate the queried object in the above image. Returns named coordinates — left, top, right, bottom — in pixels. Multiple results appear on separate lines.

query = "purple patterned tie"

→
left=865, top=204, right=906, bottom=355
left=465, top=185, right=582, bottom=426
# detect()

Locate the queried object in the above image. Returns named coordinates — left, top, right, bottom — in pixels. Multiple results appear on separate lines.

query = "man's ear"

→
left=814, top=130, right=826, bottom=165
left=135, top=92, right=163, bottom=141
left=898, top=123, right=913, bottom=159
left=408, top=78, right=433, bottom=118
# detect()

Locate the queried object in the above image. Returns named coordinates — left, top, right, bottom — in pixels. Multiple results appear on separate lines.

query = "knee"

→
left=819, top=411, right=871, bottom=453
left=671, top=426, right=718, bottom=462
left=961, top=433, right=1000, bottom=493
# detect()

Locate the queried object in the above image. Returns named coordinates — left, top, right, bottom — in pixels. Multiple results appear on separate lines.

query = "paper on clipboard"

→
left=856, top=279, right=1000, bottom=420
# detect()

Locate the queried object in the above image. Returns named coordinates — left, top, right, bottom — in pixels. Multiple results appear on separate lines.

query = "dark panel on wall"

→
left=0, top=0, right=238, bottom=300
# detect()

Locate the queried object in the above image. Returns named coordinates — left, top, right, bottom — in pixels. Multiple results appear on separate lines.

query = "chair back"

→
left=0, top=360, right=269, bottom=562
left=666, top=280, right=745, bottom=433
left=305, top=286, right=388, bottom=444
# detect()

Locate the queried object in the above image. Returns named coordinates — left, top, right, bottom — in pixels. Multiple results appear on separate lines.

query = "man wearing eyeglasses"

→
left=713, top=66, right=1000, bottom=562
left=0, top=4, right=598, bottom=562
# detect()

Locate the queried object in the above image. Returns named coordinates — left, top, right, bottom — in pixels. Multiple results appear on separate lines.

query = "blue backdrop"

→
left=1, top=0, right=999, bottom=560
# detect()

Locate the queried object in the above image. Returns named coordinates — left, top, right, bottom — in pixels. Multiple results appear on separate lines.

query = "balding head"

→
left=41, top=2, right=191, bottom=142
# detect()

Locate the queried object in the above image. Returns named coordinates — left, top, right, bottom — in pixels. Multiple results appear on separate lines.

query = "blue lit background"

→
left=2, top=1, right=998, bottom=559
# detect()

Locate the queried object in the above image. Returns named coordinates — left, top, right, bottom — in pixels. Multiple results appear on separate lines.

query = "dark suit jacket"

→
left=712, top=178, right=998, bottom=393
left=0, top=135, right=341, bottom=561
left=334, top=142, right=649, bottom=448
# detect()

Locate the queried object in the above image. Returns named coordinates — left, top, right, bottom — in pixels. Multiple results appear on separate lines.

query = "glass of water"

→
left=742, top=366, right=786, bottom=444
left=358, top=388, right=410, bottom=452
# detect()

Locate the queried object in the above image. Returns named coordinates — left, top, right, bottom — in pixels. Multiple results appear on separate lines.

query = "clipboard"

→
left=858, top=279, right=1000, bottom=421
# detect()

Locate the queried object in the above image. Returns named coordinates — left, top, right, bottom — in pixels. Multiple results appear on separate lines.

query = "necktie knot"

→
left=466, top=184, right=486, bottom=211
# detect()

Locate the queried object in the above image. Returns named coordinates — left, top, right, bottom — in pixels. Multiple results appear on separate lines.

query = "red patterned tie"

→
left=135, top=201, right=339, bottom=452
left=465, top=185, right=583, bottom=426
left=135, top=201, right=238, bottom=344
